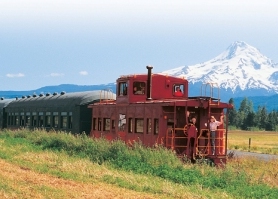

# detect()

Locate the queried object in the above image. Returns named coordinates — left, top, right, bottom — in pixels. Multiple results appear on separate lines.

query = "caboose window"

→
left=112, top=120, right=115, bottom=130
left=128, top=118, right=133, bottom=133
left=173, top=84, right=184, bottom=97
left=93, top=118, right=97, bottom=130
left=135, top=118, right=144, bottom=133
left=147, top=118, right=151, bottom=134
left=118, top=114, right=126, bottom=131
left=103, top=118, right=110, bottom=131
left=98, top=118, right=102, bottom=131
left=118, top=82, right=128, bottom=96
left=154, top=119, right=159, bottom=135
left=133, top=82, right=146, bottom=95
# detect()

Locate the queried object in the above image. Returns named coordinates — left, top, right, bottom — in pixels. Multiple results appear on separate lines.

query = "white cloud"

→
left=50, top=73, right=64, bottom=77
left=79, top=71, right=88, bottom=76
left=6, top=73, right=25, bottom=78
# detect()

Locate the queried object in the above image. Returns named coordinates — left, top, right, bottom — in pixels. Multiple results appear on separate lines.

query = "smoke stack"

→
left=146, top=65, right=153, bottom=100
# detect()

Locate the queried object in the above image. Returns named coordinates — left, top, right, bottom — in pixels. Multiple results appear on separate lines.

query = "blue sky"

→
left=1, top=0, right=277, bottom=91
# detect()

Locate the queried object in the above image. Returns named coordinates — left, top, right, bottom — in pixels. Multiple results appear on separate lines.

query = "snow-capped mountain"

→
left=161, top=41, right=278, bottom=101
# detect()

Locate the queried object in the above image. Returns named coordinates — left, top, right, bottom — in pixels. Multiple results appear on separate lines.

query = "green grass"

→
left=1, top=129, right=278, bottom=198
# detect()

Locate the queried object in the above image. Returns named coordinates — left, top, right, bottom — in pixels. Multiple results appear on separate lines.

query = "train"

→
left=0, top=66, right=232, bottom=165
left=0, top=91, right=116, bottom=134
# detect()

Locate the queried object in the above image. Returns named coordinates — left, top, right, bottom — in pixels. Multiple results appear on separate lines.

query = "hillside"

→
left=1, top=129, right=278, bottom=199
left=0, top=159, right=155, bottom=199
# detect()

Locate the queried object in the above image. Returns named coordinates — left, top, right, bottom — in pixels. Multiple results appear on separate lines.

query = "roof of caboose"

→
left=6, top=90, right=116, bottom=109
left=117, top=73, right=187, bottom=82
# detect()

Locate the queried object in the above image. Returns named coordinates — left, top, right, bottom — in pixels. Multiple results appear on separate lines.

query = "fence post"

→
left=248, top=138, right=251, bottom=152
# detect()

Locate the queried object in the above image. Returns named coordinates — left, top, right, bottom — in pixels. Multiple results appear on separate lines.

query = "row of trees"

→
left=228, top=97, right=278, bottom=131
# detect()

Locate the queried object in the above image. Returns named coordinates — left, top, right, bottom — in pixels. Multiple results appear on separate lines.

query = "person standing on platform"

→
left=209, top=115, right=223, bottom=155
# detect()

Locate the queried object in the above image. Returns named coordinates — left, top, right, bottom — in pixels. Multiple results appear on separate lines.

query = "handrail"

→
left=165, top=127, right=226, bottom=157
left=200, top=82, right=220, bottom=102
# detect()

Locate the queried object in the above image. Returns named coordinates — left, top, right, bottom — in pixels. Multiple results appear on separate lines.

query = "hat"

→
left=210, top=116, right=215, bottom=119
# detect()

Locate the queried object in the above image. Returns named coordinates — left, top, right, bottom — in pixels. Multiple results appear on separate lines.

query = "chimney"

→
left=146, top=65, right=153, bottom=100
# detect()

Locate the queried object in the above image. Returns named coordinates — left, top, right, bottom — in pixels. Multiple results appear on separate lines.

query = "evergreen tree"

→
left=244, top=111, right=256, bottom=130
left=228, top=98, right=237, bottom=126
left=265, top=110, right=277, bottom=131
left=238, top=97, right=254, bottom=129
left=257, top=106, right=268, bottom=130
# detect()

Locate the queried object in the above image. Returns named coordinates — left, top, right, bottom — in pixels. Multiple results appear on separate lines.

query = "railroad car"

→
left=0, top=98, right=13, bottom=129
left=3, top=91, right=115, bottom=134
left=89, top=66, right=232, bottom=165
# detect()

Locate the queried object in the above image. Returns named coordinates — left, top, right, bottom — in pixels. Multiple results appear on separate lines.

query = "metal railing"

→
left=165, top=127, right=227, bottom=156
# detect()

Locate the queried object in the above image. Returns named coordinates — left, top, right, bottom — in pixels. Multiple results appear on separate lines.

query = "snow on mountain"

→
left=161, top=41, right=278, bottom=93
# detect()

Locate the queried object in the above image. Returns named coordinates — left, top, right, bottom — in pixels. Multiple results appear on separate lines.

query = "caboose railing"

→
left=201, top=82, right=220, bottom=103
left=165, top=127, right=187, bottom=151
left=165, top=127, right=227, bottom=157
left=197, top=128, right=227, bottom=156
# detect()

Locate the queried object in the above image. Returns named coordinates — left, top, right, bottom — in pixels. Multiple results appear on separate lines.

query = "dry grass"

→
left=1, top=151, right=225, bottom=199
left=228, top=130, right=278, bottom=188
left=0, top=157, right=162, bottom=199
left=228, top=130, right=278, bottom=154
left=227, top=156, right=278, bottom=188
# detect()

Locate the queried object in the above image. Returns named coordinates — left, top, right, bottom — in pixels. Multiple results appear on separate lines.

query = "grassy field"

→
left=228, top=130, right=278, bottom=155
left=0, top=129, right=278, bottom=198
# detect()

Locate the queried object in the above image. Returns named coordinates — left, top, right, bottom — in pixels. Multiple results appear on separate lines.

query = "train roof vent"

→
left=33, top=94, right=37, bottom=97
left=60, top=91, right=66, bottom=95
left=27, top=95, right=31, bottom=98
left=53, top=92, right=58, bottom=96
left=46, top=93, right=51, bottom=96
left=22, top=96, right=26, bottom=99
left=39, top=93, right=44, bottom=97
left=0, top=97, right=4, bottom=100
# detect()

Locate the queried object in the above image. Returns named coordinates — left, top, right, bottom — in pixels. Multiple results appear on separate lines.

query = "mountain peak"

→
left=230, top=41, right=248, bottom=48
left=161, top=41, right=278, bottom=95
left=223, top=41, right=257, bottom=59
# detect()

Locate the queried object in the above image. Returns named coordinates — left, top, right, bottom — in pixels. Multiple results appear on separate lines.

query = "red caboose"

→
left=89, top=66, right=232, bottom=165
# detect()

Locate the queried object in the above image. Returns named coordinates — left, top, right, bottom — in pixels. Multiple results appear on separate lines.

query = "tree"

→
left=256, top=106, right=268, bottom=130
left=227, top=98, right=237, bottom=126
left=243, top=111, right=256, bottom=130
left=265, top=110, right=277, bottom=131
left=238, top=97, right=254, bottom=129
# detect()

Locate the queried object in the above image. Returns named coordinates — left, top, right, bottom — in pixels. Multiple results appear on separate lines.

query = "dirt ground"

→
left=0, top=159, right=158, bottom=199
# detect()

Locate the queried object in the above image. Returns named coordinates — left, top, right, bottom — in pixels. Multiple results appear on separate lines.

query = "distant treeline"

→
left=228, top=97, right=278, bottom=131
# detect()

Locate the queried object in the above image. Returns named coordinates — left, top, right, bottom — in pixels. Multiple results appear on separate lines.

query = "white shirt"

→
left=209, top=121, right=221, bottom=131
